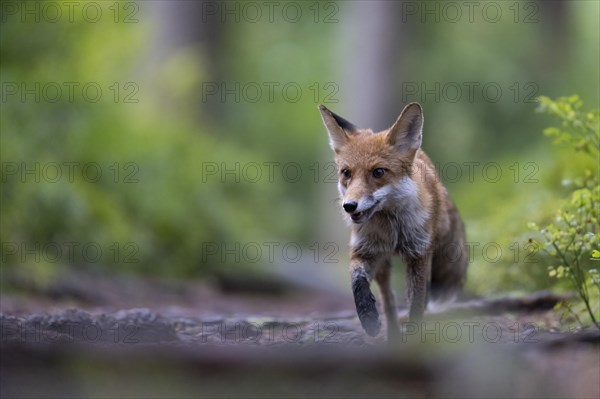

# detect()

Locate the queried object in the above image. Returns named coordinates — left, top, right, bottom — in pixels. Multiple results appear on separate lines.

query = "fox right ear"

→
left=318, top=105, right=356, bottom=152
left=387, top=102, right=423, bottom=153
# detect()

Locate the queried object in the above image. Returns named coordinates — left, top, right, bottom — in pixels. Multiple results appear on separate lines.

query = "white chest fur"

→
left=350, top=178, right=431, bottom=260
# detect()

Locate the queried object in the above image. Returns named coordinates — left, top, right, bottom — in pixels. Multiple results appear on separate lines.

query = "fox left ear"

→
left=318, top=105, right=357, bottom=152
left=387, top=103, right=423, bottom=152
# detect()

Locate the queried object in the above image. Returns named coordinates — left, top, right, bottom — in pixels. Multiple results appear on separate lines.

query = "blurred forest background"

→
left=1, top=1, right=599, bottom=303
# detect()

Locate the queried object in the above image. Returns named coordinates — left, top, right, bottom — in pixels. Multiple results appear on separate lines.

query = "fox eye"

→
left=341, top=169, right=351, bottom=179
left=372, top=168, right=385, bottom=178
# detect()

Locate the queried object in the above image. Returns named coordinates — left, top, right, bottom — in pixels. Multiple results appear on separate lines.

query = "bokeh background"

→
left=1, top=0, right=599, bottom=305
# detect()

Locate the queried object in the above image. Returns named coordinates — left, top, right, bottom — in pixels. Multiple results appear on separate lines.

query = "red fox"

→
left=318, top=103, right=468, bottom=339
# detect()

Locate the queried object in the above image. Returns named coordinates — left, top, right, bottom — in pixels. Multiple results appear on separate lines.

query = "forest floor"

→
left=1, top=271, right=599, bottom=399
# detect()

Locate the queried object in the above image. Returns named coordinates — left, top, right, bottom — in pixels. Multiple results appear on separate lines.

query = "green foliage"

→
left=538, top=95, right=600, bottom=157
left=0, top=7, right=294, bottom=278
left=529, top=96, right=600, bottom=329
left=1, top=1, right=599, bottom=293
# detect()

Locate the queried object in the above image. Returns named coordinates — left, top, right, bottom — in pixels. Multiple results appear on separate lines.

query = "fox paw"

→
left=358, top=298, right=381, bottom=336
left=352, top=270, right=381, bottom=336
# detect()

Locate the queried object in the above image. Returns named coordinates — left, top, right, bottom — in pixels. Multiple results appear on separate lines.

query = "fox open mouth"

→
left=350, top=202, right=379, bottom=224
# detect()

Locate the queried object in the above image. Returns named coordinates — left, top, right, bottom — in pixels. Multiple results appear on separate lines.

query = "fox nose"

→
left=343, top=201, right=358, bottom=213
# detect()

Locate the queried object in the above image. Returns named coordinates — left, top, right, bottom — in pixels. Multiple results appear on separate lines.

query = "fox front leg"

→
left=350, top=258, right=381, bottom=336
left=405, top=253, right=432, bottom=322
left=375, top=258, right=400, bottom=340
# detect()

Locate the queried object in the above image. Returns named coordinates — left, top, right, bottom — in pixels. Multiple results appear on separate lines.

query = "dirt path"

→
left=1, top=273, right=599, bottom=398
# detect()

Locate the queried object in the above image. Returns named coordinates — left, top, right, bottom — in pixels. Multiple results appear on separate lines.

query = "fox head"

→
left=318, top=103, right=424, bottom=224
